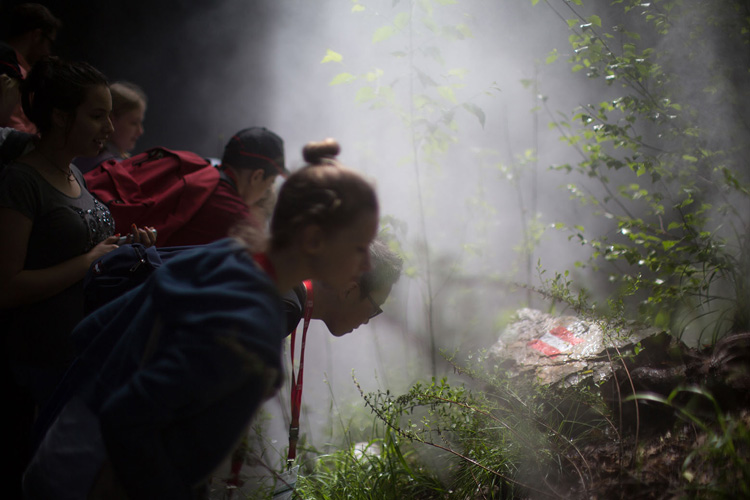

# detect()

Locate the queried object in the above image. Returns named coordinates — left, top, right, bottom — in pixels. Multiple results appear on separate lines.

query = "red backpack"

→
left=84, top=147, right=221, bottom=242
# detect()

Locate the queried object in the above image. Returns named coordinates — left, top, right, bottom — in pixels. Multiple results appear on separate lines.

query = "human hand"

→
left=118, top=225, right=158, bottom=247
left=87, top=235, right=121, bottom=263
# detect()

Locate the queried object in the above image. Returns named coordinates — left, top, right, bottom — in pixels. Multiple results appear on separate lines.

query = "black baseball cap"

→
left=0, top=42, right=22, bottom=80
left=222, top=127, right=289, bottom=177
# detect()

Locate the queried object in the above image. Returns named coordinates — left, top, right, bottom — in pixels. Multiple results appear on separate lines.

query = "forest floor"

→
left=556, top=332, right=750, bottom=499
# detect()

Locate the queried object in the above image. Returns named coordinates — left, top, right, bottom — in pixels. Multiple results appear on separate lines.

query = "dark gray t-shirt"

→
left=0, top=162, right=115, bottom=367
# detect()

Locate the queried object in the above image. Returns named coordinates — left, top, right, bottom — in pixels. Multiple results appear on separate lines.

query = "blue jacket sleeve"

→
left=99, top=308, right=282, bottom=498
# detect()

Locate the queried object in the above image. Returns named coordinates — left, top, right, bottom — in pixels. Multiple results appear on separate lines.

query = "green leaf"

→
left=546, top=49, right=559, bottom=64
left=588, top=14, right=602, bottom=27
left=329, top=72, right=357, bottom=85
left=437, top=86, right=457, bottom=104
left=365, top=68, right=384, bottom=81
left=435, top=0, right=458, bottom=4
left=414, top=94, right=432, bottom=109
left=457, top=23, right=473, bottom=38
left=351, top=4, right=365, bottom=12
left=372, top=25, right=397, bottom=43
left=320, top=49, right=343, bottom=64
left=662, top=240, right=679, bottom=250
left=416, top=68, right=438, bottom=87
left=422, top=17, right=438, bottom=33
left=423, top=46, right=444, bottom=65
left=462, top=103, right=486, bottom=128
left=448, top=68, right=468, bottom=79
left=394, top=12, right=410, bottom=30
left=355, top=86, right=377, bottom=103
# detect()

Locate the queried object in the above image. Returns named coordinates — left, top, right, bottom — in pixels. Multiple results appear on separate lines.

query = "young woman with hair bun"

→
left=25, top=138, right=379, bottom=499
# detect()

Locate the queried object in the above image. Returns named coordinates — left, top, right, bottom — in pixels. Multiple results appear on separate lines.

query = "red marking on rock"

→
left=550, top=326, right=583, bottom=345
left=528, top=339, right=561, bottom=357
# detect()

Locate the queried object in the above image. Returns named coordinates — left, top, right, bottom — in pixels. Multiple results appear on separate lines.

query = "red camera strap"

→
left=287, top=280, right=313, bottom=465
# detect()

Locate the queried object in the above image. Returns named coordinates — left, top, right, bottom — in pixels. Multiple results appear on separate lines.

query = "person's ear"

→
left=339, top=281, right=360, bottom=302
left=31, top=28, right=45, bottom=43
left=51, top=107, right=70, bottom=130
left=250, top=168, right=265, bottom=185
left=300, top=224, right=325, bottom=255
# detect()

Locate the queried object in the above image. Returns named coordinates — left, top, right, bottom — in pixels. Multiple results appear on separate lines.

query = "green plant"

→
left=536, top=0, right=750, bottom=344
left=295, top=432, right=446, bottom=499
left=352, top=366, right=619, bottom=498
left=630, top=386, right=750, bottom=497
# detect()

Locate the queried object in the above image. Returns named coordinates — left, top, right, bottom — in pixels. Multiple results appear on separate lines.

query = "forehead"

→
left=81, top=85, right=112, bottom=109
left=349, top=210, right=378, bottom=239
left=116, top=106, right=145, bottom=119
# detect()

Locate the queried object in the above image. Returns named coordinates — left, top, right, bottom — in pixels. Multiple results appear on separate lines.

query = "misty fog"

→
left=19, top=0, right=747, bottom=489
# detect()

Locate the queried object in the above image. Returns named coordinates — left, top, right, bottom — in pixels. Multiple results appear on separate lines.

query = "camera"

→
left=116, top=228, right=157, bottom=245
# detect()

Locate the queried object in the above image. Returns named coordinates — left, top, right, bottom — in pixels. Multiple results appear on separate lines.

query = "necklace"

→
left=38, top=152, right=75, bottom=182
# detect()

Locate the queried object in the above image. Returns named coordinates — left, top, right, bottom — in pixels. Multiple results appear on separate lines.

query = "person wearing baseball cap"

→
left=159, top=126, right=287, bottom=246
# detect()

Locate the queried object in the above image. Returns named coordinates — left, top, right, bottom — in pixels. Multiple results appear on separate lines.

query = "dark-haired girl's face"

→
left=312, top=210, right=379, bottom=289
left=64, top=84, right=114, bottom=157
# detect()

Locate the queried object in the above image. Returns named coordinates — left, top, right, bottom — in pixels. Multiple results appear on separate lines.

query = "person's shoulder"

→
left=206, top=182, right=250, bottom=211
left=0, top=160, right=36, bottom=183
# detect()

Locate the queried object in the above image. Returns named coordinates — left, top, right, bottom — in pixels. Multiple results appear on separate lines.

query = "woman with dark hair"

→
left=0, top=57, right=156, bottom=404
left=25, top=138, right=379, bottom=499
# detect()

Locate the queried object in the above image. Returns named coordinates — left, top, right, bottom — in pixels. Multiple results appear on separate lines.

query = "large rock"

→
left=488, top=308, right=662, bottom=387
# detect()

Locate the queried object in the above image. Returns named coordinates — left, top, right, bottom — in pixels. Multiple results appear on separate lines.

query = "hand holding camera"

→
left=116, top=226, right=158, bottom=246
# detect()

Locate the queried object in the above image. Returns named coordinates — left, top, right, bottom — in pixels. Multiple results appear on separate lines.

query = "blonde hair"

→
left=110, top=81, right=147, bottom=117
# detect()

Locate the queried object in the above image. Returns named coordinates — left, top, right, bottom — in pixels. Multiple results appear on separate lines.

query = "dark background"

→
left=1, top=0, right=280, bottom=157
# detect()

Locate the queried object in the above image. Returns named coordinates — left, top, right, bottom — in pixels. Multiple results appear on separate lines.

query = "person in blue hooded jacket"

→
left=24, top=138, right=379, bottom=500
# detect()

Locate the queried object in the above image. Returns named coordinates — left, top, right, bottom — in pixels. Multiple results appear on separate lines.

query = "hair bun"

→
left=302, top=138, right=340, bottom=165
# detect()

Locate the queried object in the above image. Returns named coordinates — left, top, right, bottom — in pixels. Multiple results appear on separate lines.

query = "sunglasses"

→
left=365, top=292, right=383, bottom=320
